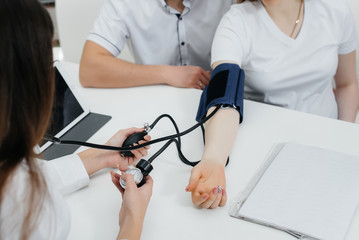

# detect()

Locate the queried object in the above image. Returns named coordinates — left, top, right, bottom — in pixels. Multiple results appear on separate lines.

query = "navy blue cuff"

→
left=195, top=63, right=244, bottom=123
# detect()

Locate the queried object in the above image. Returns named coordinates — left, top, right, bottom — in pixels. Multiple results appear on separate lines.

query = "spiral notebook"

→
left=230, top=143, right=359, bottom=240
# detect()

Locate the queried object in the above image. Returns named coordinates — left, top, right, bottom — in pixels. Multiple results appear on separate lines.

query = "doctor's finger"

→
left=121, top=173, right=137, bottom=191
left=133, top=144, right=148, bottom=157
left=110, top=171, right=124, bottom=194
left=130, top=144, right=145, bottom=160
left=138, top=139, right=151, bottom=150
left=140, top=175, right=154, bottom=194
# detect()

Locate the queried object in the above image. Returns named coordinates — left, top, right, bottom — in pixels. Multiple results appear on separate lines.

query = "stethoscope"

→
left=44, top=105, right=228, bottom=188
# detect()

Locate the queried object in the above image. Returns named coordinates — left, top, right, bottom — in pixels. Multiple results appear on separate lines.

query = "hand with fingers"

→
left=105, top=127, right=151, bottom=170
left=110, top=171, right=153, bottom=240
left=165, top=65, right=210, bottom=90
left=185, top=160, right=227, bottom=209
left=78, top=127, right=151, bottom=175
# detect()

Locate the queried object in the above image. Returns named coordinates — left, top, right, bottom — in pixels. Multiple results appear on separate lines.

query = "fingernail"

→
left=212, top=187, right=218, bottom=195
left=185, top=186, right=189, bottom=192
left=203, top=195, right=209, bottom=200
left=222, top=189, right=226, bottom=196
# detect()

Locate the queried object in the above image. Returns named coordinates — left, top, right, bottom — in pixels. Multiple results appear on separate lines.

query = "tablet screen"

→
left=39, top=64, right=89, bottom=150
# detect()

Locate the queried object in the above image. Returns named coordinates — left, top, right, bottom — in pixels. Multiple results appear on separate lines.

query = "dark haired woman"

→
left=0, top=0, right=152, bottom=239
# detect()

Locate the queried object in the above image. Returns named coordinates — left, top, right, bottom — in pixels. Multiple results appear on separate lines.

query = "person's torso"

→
left=121, top=0, right=234, bottom=70
left=225, top=0, right=354, bottom=118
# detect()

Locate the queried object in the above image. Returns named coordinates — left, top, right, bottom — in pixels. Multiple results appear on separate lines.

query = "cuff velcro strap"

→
left=196, top=63, right=245, bottom=123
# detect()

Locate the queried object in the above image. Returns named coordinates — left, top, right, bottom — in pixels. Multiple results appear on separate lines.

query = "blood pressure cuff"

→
left=196, top=63, right=245, bottom=123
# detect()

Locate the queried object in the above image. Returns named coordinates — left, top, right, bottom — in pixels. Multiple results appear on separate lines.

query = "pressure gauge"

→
left=119, top=168, right=144, bottom=189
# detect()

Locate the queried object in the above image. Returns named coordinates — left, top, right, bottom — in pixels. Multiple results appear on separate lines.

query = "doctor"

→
left=0, top=0, right=152, bottom=239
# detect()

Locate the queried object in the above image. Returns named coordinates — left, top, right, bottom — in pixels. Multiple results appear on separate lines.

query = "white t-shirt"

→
left=0, top=154, right=90, bottom=240
left=88, top=0, right=235, bottom=70
left=211, top=0, right=357, bottom=118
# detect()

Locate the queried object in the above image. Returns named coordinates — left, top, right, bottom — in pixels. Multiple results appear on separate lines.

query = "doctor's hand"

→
left=185, top=160, right=227, bottom=209
left=165, top=65, right=210, bottom=90
left=78, top=127, right=151, bottom=175
left=110, top=171, right=153, bottom=240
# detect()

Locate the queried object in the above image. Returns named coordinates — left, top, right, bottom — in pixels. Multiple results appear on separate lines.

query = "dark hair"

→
left=0, top=0, right=54, bottom=238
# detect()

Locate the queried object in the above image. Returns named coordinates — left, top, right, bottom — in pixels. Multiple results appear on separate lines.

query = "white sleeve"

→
left=338, top=1, right=357, bottom=55
left=211, top=7, right=249, bottom=67
left=87, top=0, right=129, bottom=56
left=39, top=154, right=90, bottom=196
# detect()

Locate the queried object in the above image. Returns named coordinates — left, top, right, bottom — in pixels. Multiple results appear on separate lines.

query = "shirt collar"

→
left=183, top=0, right=193, bottom=8
left=161, top=0, right=193, bottom=14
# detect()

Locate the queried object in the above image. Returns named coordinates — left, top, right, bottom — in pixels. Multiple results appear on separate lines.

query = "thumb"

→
left=122, top=173, right=137, bottom=190
left=186, top=168, right=201, bottom=192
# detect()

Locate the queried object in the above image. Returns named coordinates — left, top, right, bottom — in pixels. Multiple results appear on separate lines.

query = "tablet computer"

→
left=38, top=61, right=90, bottom=152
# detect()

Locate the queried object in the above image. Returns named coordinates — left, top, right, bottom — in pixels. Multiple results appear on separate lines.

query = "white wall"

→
left=55, top=0, right=134, bottom=63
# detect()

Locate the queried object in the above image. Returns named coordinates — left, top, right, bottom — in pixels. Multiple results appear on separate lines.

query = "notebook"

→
left=230, top=142, right=359, bottom=240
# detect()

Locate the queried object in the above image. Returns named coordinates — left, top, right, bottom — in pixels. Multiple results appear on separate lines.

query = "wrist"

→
left=78, top=148, right=108, bottom=175
left=118, top=215, right=144, bottom=240
left=156, top=65, right=174, bottom=86
left=200, top=155, right=228, bottom=167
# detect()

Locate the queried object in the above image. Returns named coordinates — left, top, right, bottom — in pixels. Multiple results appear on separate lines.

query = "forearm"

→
left=77, top=148, right=112, bottom=176
left=201, top=107, right=240, bottom=165
left=117, top=216, right=143, bottom=240
left=79, top=41, right=170, bottom=88
left=335, top=83, right=359, bottom=122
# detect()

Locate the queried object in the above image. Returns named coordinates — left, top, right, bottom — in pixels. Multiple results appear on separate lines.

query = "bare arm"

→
left=201, top=107, right=239, bottom=165
left=79, top=41, right=210, bottom=89
left=334, top=51, right=359, bottom=122
left=201, top=60, right=240, bottom=164
left=186, top=106, right=239, bottom=208
left=186, top=61, right=240, bottom=208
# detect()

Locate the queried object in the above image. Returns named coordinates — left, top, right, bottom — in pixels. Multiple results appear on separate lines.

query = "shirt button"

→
left=184, top=64, right=187, bottom=66
left=179, top=17, right=182, bottom=20
left=181, top=42, right=185, bottom=46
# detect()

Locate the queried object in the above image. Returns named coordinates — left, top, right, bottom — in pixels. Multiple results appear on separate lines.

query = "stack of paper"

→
left=230, top=143, right=359, bottom=240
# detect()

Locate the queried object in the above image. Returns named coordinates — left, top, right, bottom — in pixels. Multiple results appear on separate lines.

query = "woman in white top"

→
left=212, top=0, right=358, bottom=119
left=186, top=0, right=359, bottom=209
left=80, top=0, right=235, bottom=89
left=0, top=0, right=152, bottom=239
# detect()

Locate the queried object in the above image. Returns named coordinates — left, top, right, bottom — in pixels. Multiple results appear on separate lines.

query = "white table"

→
left=62, top=62, right=359, bottom=240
